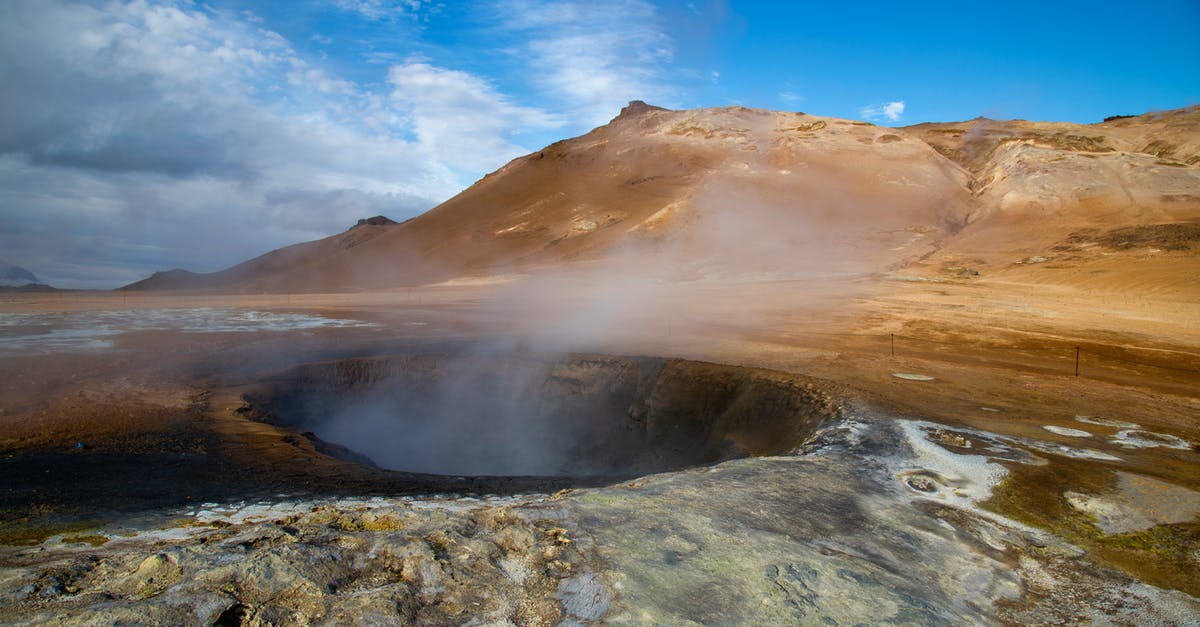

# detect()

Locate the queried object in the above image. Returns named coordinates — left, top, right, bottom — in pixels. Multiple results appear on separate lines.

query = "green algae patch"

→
left=61, top=534, right=109, bottom=547
left=1091, top=523, right=1200, bottom=597
left=981, top=457, right=1117, bottom=538
left=0, top=520, right=105, bottom=547
left=983, top=457, right=1200, bottom=596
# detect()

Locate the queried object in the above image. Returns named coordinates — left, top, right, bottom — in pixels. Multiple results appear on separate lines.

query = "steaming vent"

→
left=242, top=353, right=842, bottom=479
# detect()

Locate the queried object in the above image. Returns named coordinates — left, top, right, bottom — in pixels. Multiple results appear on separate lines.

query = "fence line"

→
left=772, top=329, right=1200, bottom=377
left=895, top=332, right=1200, bottom=375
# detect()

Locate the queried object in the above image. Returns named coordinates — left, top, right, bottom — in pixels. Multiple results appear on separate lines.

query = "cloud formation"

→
left=0, top=0, right=683, bottom=288
left=388, top=62, right=564, bottom=175
left=0, top=1, right=564, bottom=288
left=860, top=100, right=906, bottom=122
left=496, top=0, right=677, bottom=126
left=334, top=0, right=426, bottom=21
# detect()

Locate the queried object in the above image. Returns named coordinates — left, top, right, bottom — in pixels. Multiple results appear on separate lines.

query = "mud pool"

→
left=241, top=353, right=840, bottom=478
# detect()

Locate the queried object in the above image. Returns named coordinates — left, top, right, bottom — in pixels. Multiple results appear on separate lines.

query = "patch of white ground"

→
left=892, top=420, right=1007, bottom=507
left=0, top=308, right=376, bottom=354
left=891, top=372, right=935, bottom=381
left=1111, top=429, right=1194, bottom=450
left=1043, top=425, right=1093, bottom=438
left=914, top=420, right=1124, bottom=464
left=1075, top=416, right=1141, bottom=429
left=1066, top=416, right=1193, bottom=451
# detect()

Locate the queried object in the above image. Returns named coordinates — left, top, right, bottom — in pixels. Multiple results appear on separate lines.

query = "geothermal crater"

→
left=243, top=353, right=842, bottom=479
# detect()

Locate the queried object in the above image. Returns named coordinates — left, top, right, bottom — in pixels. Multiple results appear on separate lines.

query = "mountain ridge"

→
left=120, top=103, right=1200, bottom=293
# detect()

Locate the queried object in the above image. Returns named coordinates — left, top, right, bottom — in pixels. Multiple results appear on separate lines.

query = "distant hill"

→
left=0, top=260, right=55, bottom=290
left=120, top=216, right=401, bottom=291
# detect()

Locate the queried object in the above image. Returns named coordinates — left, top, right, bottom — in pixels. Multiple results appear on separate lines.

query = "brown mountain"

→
left=122, top=102, right=1200, bottom=294
left=902, top=107, right=1200, bottom=297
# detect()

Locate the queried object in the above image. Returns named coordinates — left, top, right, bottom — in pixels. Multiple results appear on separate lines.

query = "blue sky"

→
left=1, top=0, right=1197, bottom=288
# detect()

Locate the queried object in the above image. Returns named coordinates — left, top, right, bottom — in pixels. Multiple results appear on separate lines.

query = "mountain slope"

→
left=121, top=216, right=401, bottom=291
left=897, top=106, right=1200, bottom=297
left=181, top=102, right=978, bottom=291
left=123, top=103, right=1200, bottom=294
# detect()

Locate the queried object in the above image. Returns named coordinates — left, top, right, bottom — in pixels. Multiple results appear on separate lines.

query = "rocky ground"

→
left=0, top=289, right=1197, bottom=624
left=0, top=406, right=1196, bottom=624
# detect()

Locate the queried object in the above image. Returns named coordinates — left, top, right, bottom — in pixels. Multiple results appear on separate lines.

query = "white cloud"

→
left=334, top=0, right=425, bottom=20
left=779, top=91, right=804, bottom=103
left=287, top=66, right=356, bottom=95
left=0, top=0, right=484, bottom=288
left=388, top=61, right=564, bottom=174
left=860, top=100, right=906, bottom=122
left=496, top=0, right=676, bottom=126
left=364, top=51, right=401, bottom=64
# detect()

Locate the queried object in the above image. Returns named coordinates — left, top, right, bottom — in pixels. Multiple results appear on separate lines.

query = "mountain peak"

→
left=354, top=216, right=399, bottom=228
left=617, top=100, right=669, bottom=119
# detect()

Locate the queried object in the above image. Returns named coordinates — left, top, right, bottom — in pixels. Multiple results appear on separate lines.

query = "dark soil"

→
left=1066, top=222, right=1200, bottom=251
